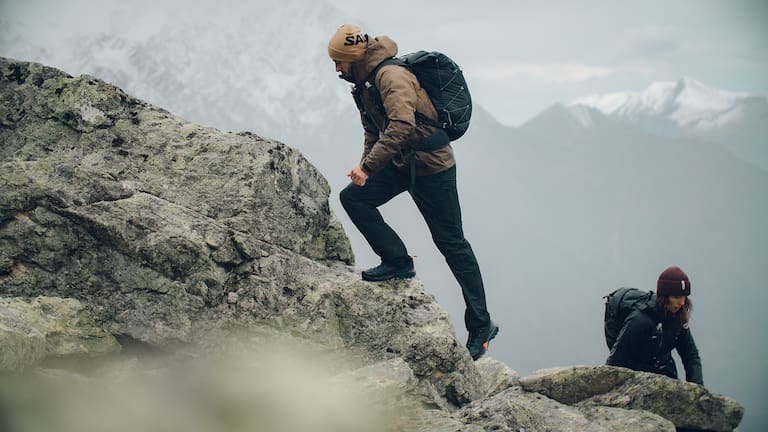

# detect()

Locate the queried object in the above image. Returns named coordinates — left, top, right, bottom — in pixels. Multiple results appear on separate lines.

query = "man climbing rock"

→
left=327, top=24, right=498, bottom=360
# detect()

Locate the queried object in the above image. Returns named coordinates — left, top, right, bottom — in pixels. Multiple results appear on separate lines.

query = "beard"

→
left=337, top=71, right=355, bottom=83
left=338, top=62, right=367, bottom=84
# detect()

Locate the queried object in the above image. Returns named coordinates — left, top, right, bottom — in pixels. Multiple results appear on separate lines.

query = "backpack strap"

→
left=361, top=58, right=397, bottom=125
left=634, top=292, right=657, bottom=313
left=633, top=293, right=666, bottom=362
left=364, top=58, right=446, bottom=146
left=351, top=86, right=367, bottom=118
left=360, top=57, right=452, bottom=191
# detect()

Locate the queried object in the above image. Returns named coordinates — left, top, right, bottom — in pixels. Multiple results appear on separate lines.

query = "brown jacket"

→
left=352, top=36, right=455, bottom=176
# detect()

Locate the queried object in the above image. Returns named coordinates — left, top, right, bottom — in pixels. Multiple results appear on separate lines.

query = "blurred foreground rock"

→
left=0, top=57, right=744, bottom=431
left=0, top=296, right=120, bottom=370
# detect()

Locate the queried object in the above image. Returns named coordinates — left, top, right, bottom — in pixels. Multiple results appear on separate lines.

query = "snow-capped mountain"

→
left=573, top=78, right=768, bottom=170
left=575, top=78, right=748, bottom=129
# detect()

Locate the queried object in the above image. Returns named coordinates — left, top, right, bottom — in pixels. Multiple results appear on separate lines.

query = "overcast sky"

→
left=329, top=0, right=768, bottom=126
left=2, top=0, right=766, bottom=126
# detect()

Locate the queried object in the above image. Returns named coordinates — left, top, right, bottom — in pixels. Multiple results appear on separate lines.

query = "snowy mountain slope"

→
left=573, top=78, right=768, bottom=170
left=576, top=78, right=749, bottom=128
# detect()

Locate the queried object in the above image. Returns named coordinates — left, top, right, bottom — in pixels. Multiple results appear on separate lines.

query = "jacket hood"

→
left=348, top=36, right=398, bottom=83
left=364, top=36, right=398, bottom=75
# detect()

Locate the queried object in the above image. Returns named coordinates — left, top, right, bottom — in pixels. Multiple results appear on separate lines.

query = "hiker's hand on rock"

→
left=348, top=165, right=368, bottom=186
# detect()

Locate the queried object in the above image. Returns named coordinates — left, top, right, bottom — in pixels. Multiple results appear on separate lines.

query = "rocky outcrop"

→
left=1, top=55, right=354, bottom=341
left=0, top=57, right=744, bottom=431
left=0, top=56, right=479, bottom=405
left=519, top=366, right=744, bottom=432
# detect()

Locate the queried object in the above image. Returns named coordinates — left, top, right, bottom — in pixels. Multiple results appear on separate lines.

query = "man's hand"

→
left=348, top=165, right=369, bottom=186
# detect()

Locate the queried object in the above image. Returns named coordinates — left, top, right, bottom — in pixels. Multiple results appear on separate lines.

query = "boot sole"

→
left=362, top=270, right=416, bottom=282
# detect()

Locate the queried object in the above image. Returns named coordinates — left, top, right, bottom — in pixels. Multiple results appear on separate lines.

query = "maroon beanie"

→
left=657, top=266, right=691, bottom=296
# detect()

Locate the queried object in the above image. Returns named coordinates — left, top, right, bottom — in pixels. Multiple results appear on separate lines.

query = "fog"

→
left=0, top=336, right=410, bottom=432
left=1, top=0, right=766, bottom=430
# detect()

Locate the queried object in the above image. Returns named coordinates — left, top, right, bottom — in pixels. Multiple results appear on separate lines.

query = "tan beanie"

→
left=328, top=24, right=368, bottom=62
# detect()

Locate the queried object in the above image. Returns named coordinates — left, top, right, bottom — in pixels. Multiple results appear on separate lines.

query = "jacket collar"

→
left=350, top=36, right=398, bottom=85
left=364, top=36, right=398, bottom=76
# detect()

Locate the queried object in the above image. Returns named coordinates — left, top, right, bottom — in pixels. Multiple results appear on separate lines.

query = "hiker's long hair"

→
left=657, top=296, right=693, bottom=329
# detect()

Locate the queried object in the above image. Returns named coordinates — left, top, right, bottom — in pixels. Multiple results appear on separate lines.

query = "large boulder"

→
left=473, top=357, right=520, bottom=397
left=1, top=54, right=353, bottom=343
left=520, top=365, right=744, bottom=432
left=0, top=56, right=481, bottom=405
left=457, top=385, right=676, bottom=432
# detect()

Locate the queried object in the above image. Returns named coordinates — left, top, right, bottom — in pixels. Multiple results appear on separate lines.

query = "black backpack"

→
left=603, top=288, right=656, bottom=349
left=358, top=51, right=473, bottom=145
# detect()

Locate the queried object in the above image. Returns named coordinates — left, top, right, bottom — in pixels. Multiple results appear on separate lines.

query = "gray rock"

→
left=0, top=296, right=120, bottom=370
left=0, top=56, right=480, bottom=405
left=579, top=406, right=676, bottom=432
left=460, top=387, right=593, bottom=432
left=520, top=365, right=744, bottom=432
left=520, top=365, right=635, bottom=404
left=0, top=302, right=46, bottom=371
left=458, top=386, right=678, bottom=432
left=0, top=55, right=353, bottom=343
left=283, top=267, right=484, bottom=405
left=335, top=357, right=417, bottom=390
left=0, top=57, right=353, bottom=268
left=474, top=356, right=520, bottom=397
left=404, top=410, right=478, bottom=432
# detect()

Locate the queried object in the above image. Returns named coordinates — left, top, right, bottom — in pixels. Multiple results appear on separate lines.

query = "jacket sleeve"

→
left=676, top=328, right=704, bottom=385
left=360, top=66, right=417, bottom=174
left=606, top=311, right=651, bottom=369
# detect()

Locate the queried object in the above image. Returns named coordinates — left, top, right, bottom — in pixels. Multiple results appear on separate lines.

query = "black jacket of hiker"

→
left=606, top=293, right=703, bottom=385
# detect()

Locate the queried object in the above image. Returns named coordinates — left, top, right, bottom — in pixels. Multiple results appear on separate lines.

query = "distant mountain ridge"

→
left=575, top=78, right=749, bottom=128
left=4, top=6, right=764, bottom=170
left=572, top=78, right=768, bottom=170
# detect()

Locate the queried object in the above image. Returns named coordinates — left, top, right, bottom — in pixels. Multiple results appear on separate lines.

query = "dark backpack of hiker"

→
left=359, top=51, right=473, bottom=148
left=603, top=287, right=657, bottom=350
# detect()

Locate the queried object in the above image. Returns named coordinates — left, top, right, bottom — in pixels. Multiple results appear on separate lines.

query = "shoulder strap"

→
left=362, top=57, right=401, bottom=121
left=635, top=291, right=656, bottom=314
left=365, top=58, right=442, bottom=131
left=367, top=57, right=401, bottom=85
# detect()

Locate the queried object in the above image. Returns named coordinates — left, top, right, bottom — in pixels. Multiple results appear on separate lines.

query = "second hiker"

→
left=605, top=266, right=703, bottom=384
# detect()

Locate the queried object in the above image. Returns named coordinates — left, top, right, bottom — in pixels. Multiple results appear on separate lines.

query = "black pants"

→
left=340, top=164, right=491, bottom=332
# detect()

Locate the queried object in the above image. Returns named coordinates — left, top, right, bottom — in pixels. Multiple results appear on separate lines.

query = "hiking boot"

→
left=361, top=262, right=415, bottom=282
left=467, top=322, right=499, bottom=361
